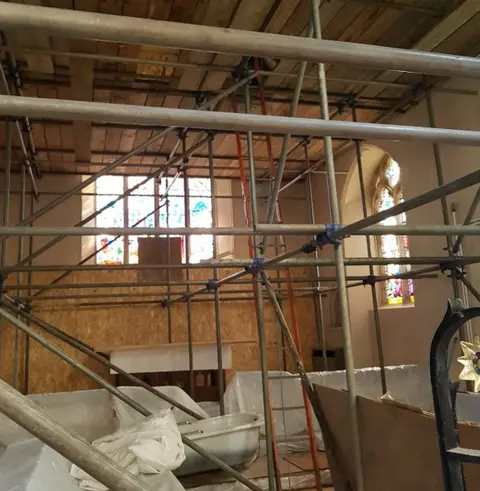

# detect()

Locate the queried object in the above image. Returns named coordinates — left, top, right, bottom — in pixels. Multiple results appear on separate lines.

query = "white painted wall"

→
left=311, top=78, right=480, bottom=368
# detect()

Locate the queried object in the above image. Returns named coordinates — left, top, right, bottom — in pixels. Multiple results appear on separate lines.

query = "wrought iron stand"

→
left=430, top=299, right=480, bottom=491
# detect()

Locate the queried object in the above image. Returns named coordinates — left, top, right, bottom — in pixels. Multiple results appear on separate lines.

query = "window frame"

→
left=373, top=157, right=414, bottom=306
left=94, top=175, right=214, bottom=265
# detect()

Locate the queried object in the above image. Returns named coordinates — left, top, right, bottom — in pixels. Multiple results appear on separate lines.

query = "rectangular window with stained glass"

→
left=95, top=175, right=214, bottom=265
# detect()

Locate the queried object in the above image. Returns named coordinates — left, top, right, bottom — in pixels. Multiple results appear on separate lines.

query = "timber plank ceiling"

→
left=0, top=0, right=478, bottom=180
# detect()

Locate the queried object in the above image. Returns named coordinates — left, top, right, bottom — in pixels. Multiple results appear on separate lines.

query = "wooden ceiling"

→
left=1, top=0, right=479, bottom=180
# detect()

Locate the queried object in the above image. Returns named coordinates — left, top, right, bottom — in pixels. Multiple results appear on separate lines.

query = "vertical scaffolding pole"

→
left=12, top=163, right=26, bottom=389
left=208, top=135, right=225, bottom=414
left=254, top=61, right=322, bottom=489
left=244, top=83, right=276, bottom=491
left=0, top=118, right=11, bottom=366
left=351, top=104, right=387, bottom=394
left=166, top=194, right=173, bottom=345
left=425, top=88, right=472, bottom=352
left=452, top=187, right=480, bottom=254
left=262, top=26, right=311, bottom=252
left=451, top=204, right=474, bottom=341
left=311, top=2, right=364, bottom=490
left=182, top=134, right=195, bottom=399
left=425, top=89, right=461, bottom=297
left=23, top=187, right=34, bottom=394
left=305, top=152, right=328, bottom=371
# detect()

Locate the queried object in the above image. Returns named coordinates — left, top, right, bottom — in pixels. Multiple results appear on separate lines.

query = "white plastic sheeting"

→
left=113, top=386, right=209, bottom=428
left=224, top=365, right=433, bottom=443
left=0, top=388, right=191, bottom=491
left=225, top=371, right=320, bottom=438
left=71, top=410, right=185, bottom=490
left=0, top=389, right=115, bottom=447
left=0, top=439, right=82, bottom=491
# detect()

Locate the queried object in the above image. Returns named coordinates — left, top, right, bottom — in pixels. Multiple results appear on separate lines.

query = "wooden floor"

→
left=179, top=450, right=333, bottom=489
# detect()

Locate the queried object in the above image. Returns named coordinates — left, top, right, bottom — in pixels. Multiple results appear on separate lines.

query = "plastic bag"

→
left=71, top=409, right=185, bottom=490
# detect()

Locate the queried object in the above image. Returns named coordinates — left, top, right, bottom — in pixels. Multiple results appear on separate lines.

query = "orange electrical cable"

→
left=255, top=58, right=323, bottom=491
left=231, top=90, right=283, bottom=491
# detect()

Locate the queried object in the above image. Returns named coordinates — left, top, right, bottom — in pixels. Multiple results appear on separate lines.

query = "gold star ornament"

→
left=458, top=336, right=480, bottom=393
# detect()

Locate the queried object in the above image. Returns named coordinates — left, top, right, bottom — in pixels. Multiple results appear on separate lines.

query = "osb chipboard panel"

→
left=1, top=268, right=317, bottom=394
left=314, top=384, right=480, bottom=491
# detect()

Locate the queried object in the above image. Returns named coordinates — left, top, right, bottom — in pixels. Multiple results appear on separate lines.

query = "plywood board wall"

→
left=0, top=267, right=318, bottom=394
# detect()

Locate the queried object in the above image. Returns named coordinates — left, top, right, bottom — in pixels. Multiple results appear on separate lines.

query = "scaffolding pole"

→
left=451, top=205, right=474, bottom=341
left=1, top=3, right=480, bottom=78
left=244, top=82, right=278, bottom=491
left=261, top=272, right=352, bottom=491
left=0, top=118, right=11, bottom=367
left=452, top=187, right=480, bottom=254
left=461, top=276, right=480, bottom=303
left=310, top=2, right=364, bottom=491
left=425, top=87, right=461, bottom=298
left=1, top=223, right=480, bottom=238
left=12, top=163, right=26, bottom=390
left=262, top=25, right=311, bottom=252
left=3, top=274, right=440, bottom=292
left=306, top=153, right=328, bottom=370
left=351, top=103, right=387, bottom=394
left=3, top=94, right=480, bottom=147
left=23, top=188, right=34, bottom=394
left=182, top=146, right=195, bottom=399
left=0, top=63, right=39, bottom=199
left=208, top=136, right=225, bottom=415
left=2, top=256, right=479, bottom=275
left=6, top=45, right=472, bottom=94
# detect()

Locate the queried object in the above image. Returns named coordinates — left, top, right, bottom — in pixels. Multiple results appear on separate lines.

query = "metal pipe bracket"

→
left=245, top=257, right=265, bottom=275
left=316, top=224, right=343, bottom=248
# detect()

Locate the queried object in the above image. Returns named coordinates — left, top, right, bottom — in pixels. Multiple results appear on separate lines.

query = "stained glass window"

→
left=374, top=158, right=414, bottom=305
left=96, top=176, right=125, bottom=265
left=127, top=177, right=155, bottom=264
left=159, top=177, right=213, bottom=263
left=95, top=175, right=214, bottom=265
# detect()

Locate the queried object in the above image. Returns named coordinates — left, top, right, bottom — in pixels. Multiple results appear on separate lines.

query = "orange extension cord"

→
left=254, top=57, right=323, bottom=491
left=231, top=92, right=283, bottom=491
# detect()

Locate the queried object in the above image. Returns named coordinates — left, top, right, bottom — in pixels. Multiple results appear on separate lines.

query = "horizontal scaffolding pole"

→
left=2, top=95, right=480, bottom=146
left=1, top=257, right=478, bottom=274
left=0, top=224, right=478, bottom=237
left=7, top=46, right=470, bottom=93
left=4, top=274, right=438, bottom=291
left=1, top=3, right=479, bottom=78
left=15, top=287, right=315, bottom=302
left=32, top=296, right=295, bottom=308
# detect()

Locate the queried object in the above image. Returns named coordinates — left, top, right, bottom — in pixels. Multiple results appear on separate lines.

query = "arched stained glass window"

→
left=374, top=158, right=414, bottom=305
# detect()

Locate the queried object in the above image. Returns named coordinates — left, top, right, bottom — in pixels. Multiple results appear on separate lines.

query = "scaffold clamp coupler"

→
left=440, top=262, right=465, bottom=279
left=301, top=240, right=317, bottom=254
left=363, top=275, right=376, bottom=287
left=160, top=300, right=168, bottom=309
left=205, top=280, right=218, bottom=293
left=316, top=224, right=343, bottom=248
left=245, top=257, right=265, bottom=275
